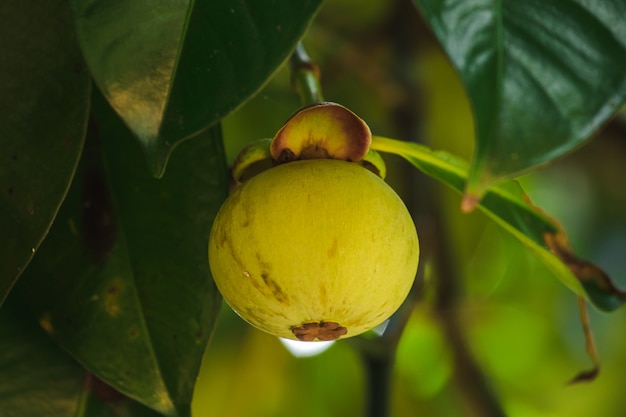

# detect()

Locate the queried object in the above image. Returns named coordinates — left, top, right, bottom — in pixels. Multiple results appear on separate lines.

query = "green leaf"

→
left=71, top=0, right=323, bottom=177
left=0, top=0, right=91, bottom=306
left=17, top=93, right=229, bottom=416
left=0, top=298, right=162, bottom=417
left=371, top=136, right=626, bottom=311
left=413, top=0, right=626, bottom=204
left=0, top=299, right=84, bottom=417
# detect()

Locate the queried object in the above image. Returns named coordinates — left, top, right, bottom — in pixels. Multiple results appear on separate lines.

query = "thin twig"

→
left=289, top=43, right=324, bottom=105
left=350, top=278, right=424, bottom=417
left=569, top=296, right=600, bottom=383
left=379, top=0, right=508, bottom=414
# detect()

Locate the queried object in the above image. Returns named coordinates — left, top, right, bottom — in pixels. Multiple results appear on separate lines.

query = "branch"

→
left=289, top=43, right=324, bottom=105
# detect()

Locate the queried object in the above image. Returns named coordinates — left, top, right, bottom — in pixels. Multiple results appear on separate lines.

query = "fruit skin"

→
left=208, top=159, right=419, bottom=341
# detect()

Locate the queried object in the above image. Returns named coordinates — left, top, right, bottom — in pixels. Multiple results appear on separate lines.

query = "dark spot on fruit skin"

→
left=216, top=229, right=229, bottom=249
left=222, top=233, right=247, bottom=273
left=7, top=186, right=13, bottom=196
left=255, top=252, right=271, bottom=269
left=241, top=202, right=254, bottom=227
left=261, top=272, right=289, bottom=304
left=219, top=239, right=289, bottom=304
left=108, top=286, right=120, bottom=294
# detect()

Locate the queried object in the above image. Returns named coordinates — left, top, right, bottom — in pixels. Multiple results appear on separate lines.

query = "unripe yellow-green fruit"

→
left=208, top=159, right=419, bottom=341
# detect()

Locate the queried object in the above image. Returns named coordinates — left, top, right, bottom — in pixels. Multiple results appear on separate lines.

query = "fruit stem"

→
left=431, top=199, right=507, bottom=417
left=363, top=349, right=394, bottom=417
left=289, top=43, right=324, bottom=106
left=350, top=282, right=422, bottom=417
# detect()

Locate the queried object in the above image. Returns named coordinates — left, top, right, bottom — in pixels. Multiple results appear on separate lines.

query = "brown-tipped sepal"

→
left=271, top=102, right=371, bottom=164
left=359, top=149, right=387, bottom=179
left=231, top=138, right=273, bottom=185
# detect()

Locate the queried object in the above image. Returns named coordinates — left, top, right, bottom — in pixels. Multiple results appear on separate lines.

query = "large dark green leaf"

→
left=0, top=299, right=83, bottom=417
left=0, top=299, right=163, bottom=417
left=371, top=136, right=626, bottom=311
left=17, top=94, right=229, bottom=417
left=413, top=0, right=626, bottom=206
left=71, top=0, right=323, bottom=177
left=0, top=0, right=90, bottom=306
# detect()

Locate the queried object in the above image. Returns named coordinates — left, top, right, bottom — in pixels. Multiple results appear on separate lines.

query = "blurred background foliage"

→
left=192, top=0, right=626, bottom=416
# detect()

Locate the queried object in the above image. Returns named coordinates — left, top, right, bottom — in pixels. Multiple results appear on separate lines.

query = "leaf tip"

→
left=143, top=144, right=172, bottom=179
left=567, top=366, right=600, bottom=385
left=544, top=232, right=626, bottom=311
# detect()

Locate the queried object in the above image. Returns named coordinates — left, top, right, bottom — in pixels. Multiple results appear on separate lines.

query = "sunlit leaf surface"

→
left=71, top=0, right=323, bottom=177
left=413, top=0, right=626, bottom=203
left=371, top=136, right=625, bottom=311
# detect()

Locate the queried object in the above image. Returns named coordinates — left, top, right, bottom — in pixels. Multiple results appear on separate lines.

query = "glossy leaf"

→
left=71, top=0, right=323, bottom=177
left=0, top=299, right=163, bottom=417
left=0, top=299, right=83, bottom=417
left=371, top=136, right=626, bottom=311
left=17, top=94, right=229, bottom=416
left=413, top=0, right=626, bottom=205
left=0, top=0, right=90, bottom=306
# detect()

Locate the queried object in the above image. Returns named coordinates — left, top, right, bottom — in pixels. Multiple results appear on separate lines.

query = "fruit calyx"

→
left=291, top=321, right=348, bottom=341
left=271, top=102, right=372, bottom=164
left=231, top=103, right=386, bottom=183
